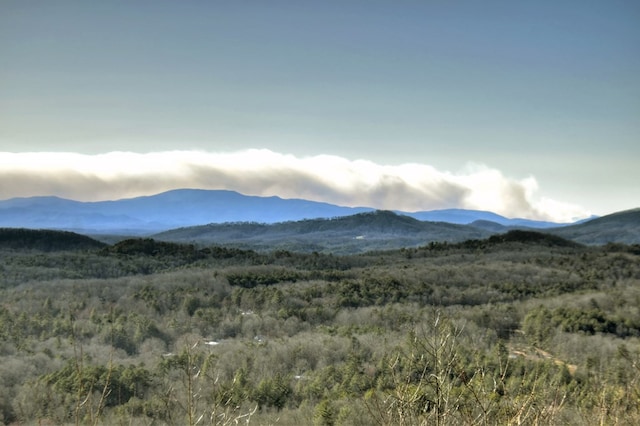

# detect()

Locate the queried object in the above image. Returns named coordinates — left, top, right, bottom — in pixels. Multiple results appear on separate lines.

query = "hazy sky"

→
left=1, top=1, right=639, bottom=221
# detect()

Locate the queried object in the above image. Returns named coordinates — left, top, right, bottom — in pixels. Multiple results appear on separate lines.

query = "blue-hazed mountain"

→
left=0, top=189, right=373, bottom=233
left=402, top=209, right=564, bottom=228
left=0, top=188, right=576, bottom=234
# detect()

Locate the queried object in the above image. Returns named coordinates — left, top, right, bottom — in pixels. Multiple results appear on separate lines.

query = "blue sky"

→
left=1, top=1, right=639, bottom=221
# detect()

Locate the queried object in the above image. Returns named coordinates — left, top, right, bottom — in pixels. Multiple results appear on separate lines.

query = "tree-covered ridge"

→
left=152, top=210, right=493, bottom=254
left=550, top=208, right=640, bottom=245
left=0, top=228, right=106, bottom=251
left=428, top=229, right=584, bottom=252
left=0, top=233, right=639, bottom=424
left=153, top=208, right=640, bottom=252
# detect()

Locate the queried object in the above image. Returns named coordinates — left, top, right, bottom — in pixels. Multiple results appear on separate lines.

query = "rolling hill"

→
left=152, top=208, right=640, bottom=253
left=549, top=208, right=640, bottom=245
left=0, top=228, right=106, bottom=251
left=152, top=210, right=496, bottom=253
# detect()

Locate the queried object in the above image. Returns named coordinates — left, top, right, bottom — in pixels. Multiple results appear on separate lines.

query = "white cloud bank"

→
left=0, top=149, right=591, bottom=222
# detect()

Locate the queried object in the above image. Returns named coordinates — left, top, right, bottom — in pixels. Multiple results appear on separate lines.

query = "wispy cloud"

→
left=0, top=150, right=590, bottom=222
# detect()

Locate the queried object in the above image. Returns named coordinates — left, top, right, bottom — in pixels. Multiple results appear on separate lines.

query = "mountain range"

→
left=0, top=189, right=637, bottom=253
left=0, top=188, right=578, bottom=233
left=0, top=189, right=370, bottom=233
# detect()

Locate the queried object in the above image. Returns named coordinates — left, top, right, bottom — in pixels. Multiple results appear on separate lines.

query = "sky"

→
left=1, top=1, right=639, bottom=222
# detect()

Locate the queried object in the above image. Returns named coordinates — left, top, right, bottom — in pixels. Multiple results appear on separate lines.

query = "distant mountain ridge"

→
left=403, top=209, right=565, bottom=228
left=0, top=202, right=637, bottom=253
left=0, top=188, right=572, bottom=234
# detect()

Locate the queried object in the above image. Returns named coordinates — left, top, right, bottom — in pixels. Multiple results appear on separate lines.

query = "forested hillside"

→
left=152, top=210, right=494, bottom=254
left=152, top=209, right=640, bottom=253
left=1, top=230, right=639, bottom=425
left=550, top=208, right=640, bottom=245
left=0, top=228, right=106, bottom=251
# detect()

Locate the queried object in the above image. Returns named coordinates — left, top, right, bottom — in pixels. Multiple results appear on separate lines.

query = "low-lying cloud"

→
left=0, top=149, right=590, bottom=222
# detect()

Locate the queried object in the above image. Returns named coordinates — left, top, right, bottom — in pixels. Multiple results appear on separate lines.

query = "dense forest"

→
left=1, top=228, right=640, bottom=425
